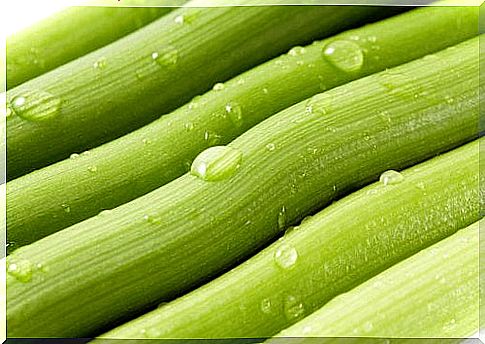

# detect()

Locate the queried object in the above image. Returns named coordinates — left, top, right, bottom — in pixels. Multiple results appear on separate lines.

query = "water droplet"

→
left=184, top=122, right=194, bottom=132
left=225, top=102, right=243, bottom=128
left=190, top=146, right=243, bottom=182
left=260, top=298, right=272, bottom=314
left=70, top=153, right=80, bottom=160
left=203, top=130, right=222, bottom=145
left=35, top=262, right=49, bottom=273
left=445, top=95, right=454, bottom=104
left=142, top=138, right=151, bottom=145
left=98, top=209, right=112, bottom=217
left=7, top=259, right=33, bottom=283
left=288, top=46, right=306, bottom=56
left=367, top=35, right=377, bottom=43
left=284, top=295, right=305, bottom=320
left=262, top=88, right=269, bottom=95
left=10, top=90, right=62, bottom=121
left=323, top=40, right=364, bottom=73
left=61, top=204, right=71, bottom=213
left=93, top=57, right=107, bottom=70
left=152, top=46, right=178, bottom=68
left=266, top=143, right=276, bottom=152
left=174, top=14, right=184, bottom=24
left=301, top=215, right=312, bottom=225
left=379, top=170, right=404, bottom=186
left=87, top=166, right=98, bottom=173
left=213, top=83, right=225, bottom=91
left=143, top=214, right=160, bottom=224
left=81, top=150, right=91, bottom=157
left=277, top=206, right=287, bottom=230
left=274, top=243, right=298, bottom=270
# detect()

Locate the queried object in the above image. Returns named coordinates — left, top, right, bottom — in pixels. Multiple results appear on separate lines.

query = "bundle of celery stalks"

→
left=4, top=0, right=482, bottom=340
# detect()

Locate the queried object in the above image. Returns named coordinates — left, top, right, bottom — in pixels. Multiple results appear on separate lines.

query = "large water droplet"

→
left=379, top=170, right=404, bottom=186
left=274, top=243, right=298, bottom=269
left=191, top=146, right=243, bottom=182
left=260, top=298, right=272, bottom=314
left=225, top=102, right=243, bottom=128
left=152, top=46, right=179, bottom=68
left=7, top=259, right=33, bottom=283
left=284, top=295, right=305, bottom=320
left=323, top=40, right=364, bottom=73
left=10, top=90, right=62, bottom=121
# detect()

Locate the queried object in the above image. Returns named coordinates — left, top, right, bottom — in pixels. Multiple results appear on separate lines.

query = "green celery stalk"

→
left=5, top=3, right=382, bottom=179
left=95, top=139, right=481, bottom=340
left=6, top=36, right=480, bottom=338
left=6, top=5, right=479, bottom=251
left=6, top=2, right=180, bottom=89
left=270, top=220, right=480, bottom=340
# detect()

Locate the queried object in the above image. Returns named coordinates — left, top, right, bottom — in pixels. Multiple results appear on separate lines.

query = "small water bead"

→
left=212, top=83, right=225, bottom=91
left=301, top=215, right=312, bottom=225
left=266, top=143, right=276, bottom=152
left=274, top=243, right=298, bottom=270
left=284, top=295, right=305, bottom=320
left=93, top=57, right=107, bottom=70
left=87, top=166, right=98, bottom=173
left=151, top=45, right=179, bottom=68
left=35, top=262, right=49, bottom=273
left=190, top=146, right=243, bottom=182
left=203, top=130, right=222, bottom=145
left=183, top=122, right=195, bottom=132
left=277, top=206, right=287, bottom=230
left=143, top=214, right=160, bottom=224
left=61, top=203, right=71, bottom=213
left=174, top=14, right=184, bottom=24
left=379, top=170, right=404, bottom=186
left=323, top=40, right=364, bottom=73
left=69, top=153, right=80, bottom=160
left=288, top=46, right=306, bottom=57
left=262, top=88, right=269, bottom=95
left=10, top=90, right=62, bottom=122
left=98, top=209, right=112, bottom=217
left=260, top=298, right=272, bottom=314
left=142, top=138, right=151, bottom=145
left=225, top=102, right=243, bottom=128
left=7, top=259, right=33, bottom=283
left=81, top=150, right=91, bottom=157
